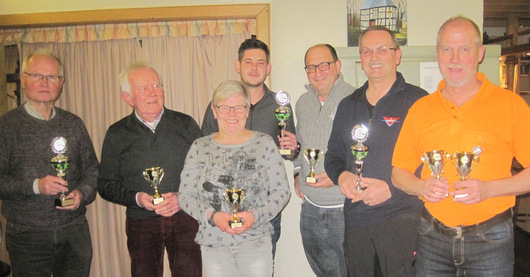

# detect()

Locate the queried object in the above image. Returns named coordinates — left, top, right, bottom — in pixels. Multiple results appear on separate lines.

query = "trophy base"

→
left=153, top=197, right=165, bottom=205
left=306, top=177, right=317, bottom=183
left=55, top=197, right=74, bottom=207
left=229, top=221, right=243, bottom=229
left=279, top=149, right=292, bottom=155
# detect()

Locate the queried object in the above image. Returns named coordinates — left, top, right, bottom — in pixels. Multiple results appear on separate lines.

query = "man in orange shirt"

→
left=392, top=16, right=530, bottom=276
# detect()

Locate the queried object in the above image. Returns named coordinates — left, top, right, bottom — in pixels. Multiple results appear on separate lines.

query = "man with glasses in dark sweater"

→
left=0, top=49, right=98, bottom=276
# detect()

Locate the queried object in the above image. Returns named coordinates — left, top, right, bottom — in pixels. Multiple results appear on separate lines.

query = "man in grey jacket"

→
left=293, top=44, right=354, bottom=277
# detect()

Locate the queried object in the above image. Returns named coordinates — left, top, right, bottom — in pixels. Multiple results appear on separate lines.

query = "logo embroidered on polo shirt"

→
left=382, top=117, right=400, bottom=126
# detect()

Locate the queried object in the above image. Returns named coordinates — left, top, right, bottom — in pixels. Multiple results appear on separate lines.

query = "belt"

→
left=422, top=208, right=512, bottom=238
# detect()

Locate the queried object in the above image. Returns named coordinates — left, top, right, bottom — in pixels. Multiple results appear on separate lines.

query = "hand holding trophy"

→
left=51, top=137, right=74, bottom=207
left=223, top=187, right=246, bottom=228
left=274, top=91, right=292, bottom=156
left=450, top=146, right=482, bottom=198
left=351, top=124, right=369, bottom=193
left=304, top=149, right=324, bottom=184
left=143, top=167, right=165, bottom=205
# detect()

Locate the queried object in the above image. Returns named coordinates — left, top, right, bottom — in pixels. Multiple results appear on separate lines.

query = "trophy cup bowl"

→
left=450, top=147, right=481, bottom=199
left=143, top=167, right=165, bottom=205
left=303, top=149, right=323, bottom=184
left=275, top=91, right=292, bottom=156
left=223, top=188, right=246, bottom=228
left=450, top=152, right=480, bottom=181
left=421, top=150, right=448, bottom=180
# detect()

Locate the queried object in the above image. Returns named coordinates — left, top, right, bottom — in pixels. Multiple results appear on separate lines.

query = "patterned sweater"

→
left=179, top=132, right=291, bottom=248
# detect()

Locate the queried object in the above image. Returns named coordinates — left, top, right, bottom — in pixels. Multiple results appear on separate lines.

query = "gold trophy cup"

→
left=351, top=124, right=369, bottom=193
left=303, top=149, right=324, bottom=183
left=223, top=188, right=246, bottom=228
left=450, top=146, right=482, bottom=198
left=274, top=91, right=292, bottom=156
left=143, top=167, right=165, bottom=205
left=51, top=137, right=74, bottom=207
left=421, top=150, right=449, bottom=180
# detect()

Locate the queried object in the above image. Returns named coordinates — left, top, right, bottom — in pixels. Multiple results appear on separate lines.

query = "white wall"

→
left=0, top=1, right=485, bottom=276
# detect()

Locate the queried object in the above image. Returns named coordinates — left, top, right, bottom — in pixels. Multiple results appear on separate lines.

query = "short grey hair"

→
left=211, top=80, right=250, bottom=107
left=119, top=62, right=162, bottom=94
left=437, top=15, right=482, bottom=47
left=22, top=49, right=64, bottom=76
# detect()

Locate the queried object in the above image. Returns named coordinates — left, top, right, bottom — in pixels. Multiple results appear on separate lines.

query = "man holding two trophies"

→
left=325, top=26, right=428, bottom=276
left=0, top=49, right=98, bottom=276
left=392, top=16, right=530, bottom=276
left=98, top=62, right=202, bottom=276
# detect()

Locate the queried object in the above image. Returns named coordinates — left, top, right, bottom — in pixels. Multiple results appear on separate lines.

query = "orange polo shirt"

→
left=393, top=73, right=530, bottom=227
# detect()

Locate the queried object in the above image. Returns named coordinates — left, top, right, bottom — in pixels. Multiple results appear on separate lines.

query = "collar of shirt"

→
left=135, top=109, right=164, bottom=133
left=23, top=102, right=56, bottom=120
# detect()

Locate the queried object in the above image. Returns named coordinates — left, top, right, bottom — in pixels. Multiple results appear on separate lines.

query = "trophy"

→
left=421, top=150, right=449, bottom=180
left=303, top=149, right=324, bottom=183
left=450, top=146, right=482, bottom=198
left=143, top=167, right=165, bottom=205
left=51, top=137, right=74, bottom=207
left=223, top=188, right=246, bottom=228
left=351, top=124, right=369, bottom=192
left=274, top=91, right=292, bottom=156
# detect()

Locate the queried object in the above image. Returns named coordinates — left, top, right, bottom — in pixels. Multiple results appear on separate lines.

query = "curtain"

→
left=13, top=19, right=251, bottom=276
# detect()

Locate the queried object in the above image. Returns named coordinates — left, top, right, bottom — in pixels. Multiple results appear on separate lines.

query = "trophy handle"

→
left=158, top=168, right=165, bottom=184
left=303, top=150, right=310, bottom=164
left=470, top=156, right=480, bottom=171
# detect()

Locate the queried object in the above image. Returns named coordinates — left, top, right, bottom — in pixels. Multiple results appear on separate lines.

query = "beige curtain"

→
left=12, top=20, right=251, bottom=276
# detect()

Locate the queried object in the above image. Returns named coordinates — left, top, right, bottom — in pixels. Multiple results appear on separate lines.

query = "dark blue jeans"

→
left=6, top=217, right=92, bottom=277
left=416, top=213, right=514, bottom=276
left=300, top=201, right=346, bottom=277
left=126, top=211, right=201, bottom=277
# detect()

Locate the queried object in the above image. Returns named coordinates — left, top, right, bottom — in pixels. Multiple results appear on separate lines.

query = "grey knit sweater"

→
left=293, top=74, right=355, bottom=206
left=0, top=105, right=98, bottom=231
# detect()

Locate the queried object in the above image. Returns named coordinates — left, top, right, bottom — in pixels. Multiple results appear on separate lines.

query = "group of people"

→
left=0, top=14, right=529, bottom=277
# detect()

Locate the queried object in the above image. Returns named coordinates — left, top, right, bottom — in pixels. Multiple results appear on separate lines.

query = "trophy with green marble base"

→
left=275, top=91, right=292, bottom=156
left=51, top=137, right=74, bottom=207
left=351, top=124, right=369, bottom=193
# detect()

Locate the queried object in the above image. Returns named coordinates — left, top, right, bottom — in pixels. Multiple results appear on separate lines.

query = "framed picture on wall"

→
left=347, top=0, right=408, bottom=46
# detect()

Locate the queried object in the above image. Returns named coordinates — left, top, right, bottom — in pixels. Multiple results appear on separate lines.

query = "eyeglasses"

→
left=136, top=83, right=163, bottom=92
left=304, top=61, right=336, bottom=73
left=216, top=105, right=247, bottom=114
left=23, top=72, right=63, bottom=83
left=359, top=46, right=397, bottom=57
